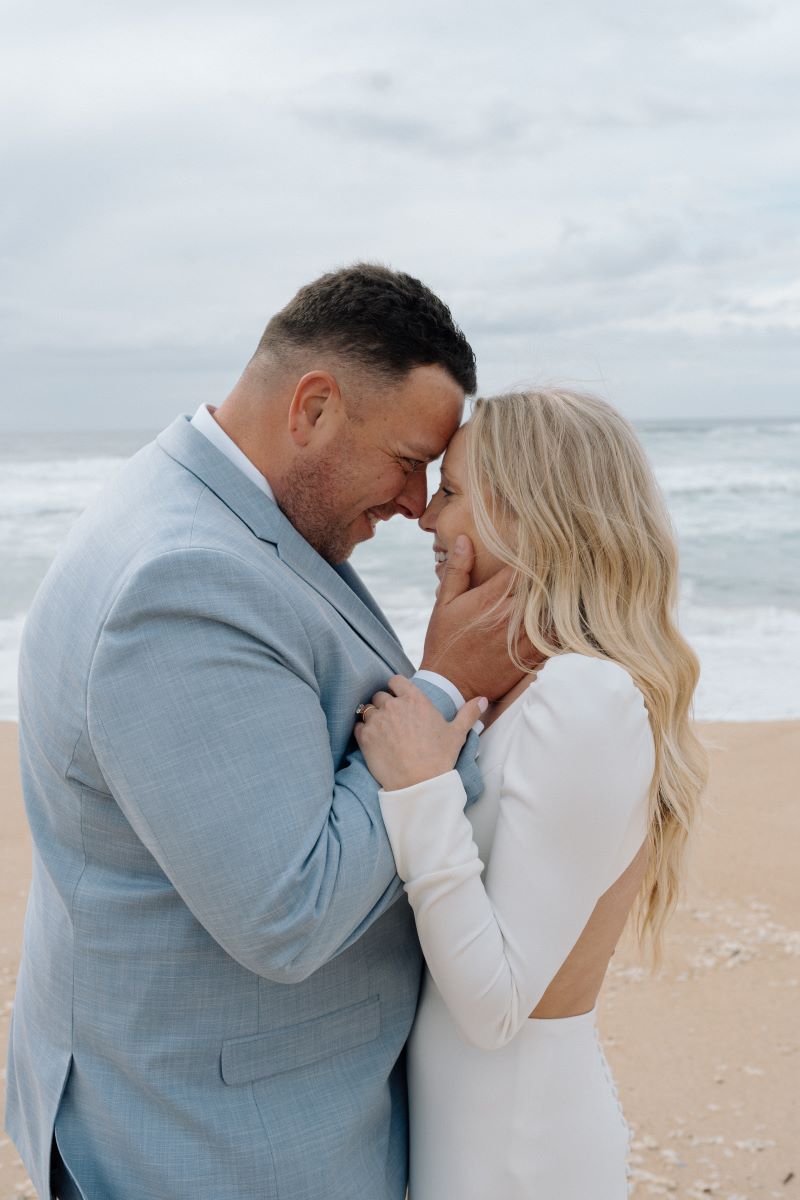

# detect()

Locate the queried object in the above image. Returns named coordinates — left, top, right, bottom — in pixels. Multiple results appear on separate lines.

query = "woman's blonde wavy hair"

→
left=465, top=388, right=707, bottom=963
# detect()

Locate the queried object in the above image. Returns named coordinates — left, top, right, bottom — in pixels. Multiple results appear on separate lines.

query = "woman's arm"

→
left=372, top=655, right=654, bottom=1050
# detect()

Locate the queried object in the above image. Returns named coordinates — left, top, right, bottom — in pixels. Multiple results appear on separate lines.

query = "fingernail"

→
left=455, top=535, right=467, bottom=553
left=478, top=697, right=488, bottom=713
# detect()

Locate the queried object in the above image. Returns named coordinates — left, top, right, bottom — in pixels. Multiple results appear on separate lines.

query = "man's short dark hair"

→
left=255, top=263, right=477, bottom=394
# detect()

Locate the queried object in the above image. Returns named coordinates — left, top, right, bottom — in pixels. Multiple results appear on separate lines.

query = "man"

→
left=6, top=264, right=522, bottom=1199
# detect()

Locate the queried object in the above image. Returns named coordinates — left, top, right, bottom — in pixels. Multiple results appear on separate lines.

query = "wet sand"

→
left=1, top=720, right=798, bottom=1199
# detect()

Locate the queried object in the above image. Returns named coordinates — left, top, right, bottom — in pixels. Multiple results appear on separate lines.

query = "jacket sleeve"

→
left=378, top=655, right=654, bottom=1048
left=87, top=546, right=480, bottom=984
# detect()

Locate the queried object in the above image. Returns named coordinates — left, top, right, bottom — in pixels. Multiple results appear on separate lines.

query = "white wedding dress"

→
left=379, top=654, right=654, bottom=1199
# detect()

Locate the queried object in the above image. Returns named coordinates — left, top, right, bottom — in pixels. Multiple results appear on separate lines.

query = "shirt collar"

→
left=190, top=404, right=276, bottom=502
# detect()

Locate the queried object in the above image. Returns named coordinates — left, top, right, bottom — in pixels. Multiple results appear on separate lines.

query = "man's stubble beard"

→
left=280, top=440, right=363, bottom=565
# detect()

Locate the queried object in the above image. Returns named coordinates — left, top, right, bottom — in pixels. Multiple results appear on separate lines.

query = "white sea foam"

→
left=367, top=593, right=800, bottom=722
left=1, top=422, right=797, bottom=723
left=0, top=456, right=127, bottom=556
left=680, top=604, right=800, bottom=721
left=655, top=462, right=800, bottom=498
left=1, top=601, right=797, bottom=722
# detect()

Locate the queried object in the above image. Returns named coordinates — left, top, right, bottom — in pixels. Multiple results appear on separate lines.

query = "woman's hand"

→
left=354, top=675, right=487, bottom=791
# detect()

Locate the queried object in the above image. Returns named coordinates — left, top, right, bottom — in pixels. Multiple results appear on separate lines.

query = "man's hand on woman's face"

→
left=420, top=534, right=540, bottom=702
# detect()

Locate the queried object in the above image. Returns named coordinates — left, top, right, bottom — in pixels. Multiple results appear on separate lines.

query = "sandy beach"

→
left=1, top=719, right=798, bottom=1199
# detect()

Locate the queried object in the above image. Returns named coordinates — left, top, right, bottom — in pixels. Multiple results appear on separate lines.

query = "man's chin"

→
left=279, top=496, right=385, bottom=564
left=332, top=527, right=372, bottom=564
left=318, top=530, right=362, bottom=566
left=328, top=523, right=385, bottom=564
left=342, top=510, right=385, bottom=556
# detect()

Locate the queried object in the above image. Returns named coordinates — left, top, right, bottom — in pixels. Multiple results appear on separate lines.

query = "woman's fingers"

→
left=452, top=696, right=488, bottom=740
left=386, top=675, right=415, bottom=697
left=354, top=673, right=475, bottom=790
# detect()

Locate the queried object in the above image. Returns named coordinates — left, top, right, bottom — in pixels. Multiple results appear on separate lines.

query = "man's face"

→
left=281, top=364, right=465, bottom=563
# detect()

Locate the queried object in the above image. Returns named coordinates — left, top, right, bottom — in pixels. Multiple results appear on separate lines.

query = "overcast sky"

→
left=1, top=0, right=798, bottom=430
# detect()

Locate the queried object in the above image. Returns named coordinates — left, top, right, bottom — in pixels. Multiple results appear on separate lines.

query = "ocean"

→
left=1, top=419, right=798, bottom=722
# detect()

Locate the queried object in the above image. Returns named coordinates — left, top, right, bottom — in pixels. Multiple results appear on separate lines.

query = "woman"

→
left=355, top=389, right=707, bottom=1199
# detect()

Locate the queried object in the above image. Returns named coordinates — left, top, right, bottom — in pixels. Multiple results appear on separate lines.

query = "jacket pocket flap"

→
left=221, top=995, right=381, bottom=1085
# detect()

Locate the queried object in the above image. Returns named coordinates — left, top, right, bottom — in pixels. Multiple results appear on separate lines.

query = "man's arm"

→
left=87, top=547, right=478, bottom=985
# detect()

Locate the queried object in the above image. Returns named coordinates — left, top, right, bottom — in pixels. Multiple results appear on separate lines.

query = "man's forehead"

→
left=404, top=410, right=463, bottom=455
left=402, top=410, right=467, bottom=458
left=399, top=439, right=449, bottom=461
left=384, top=377, right=463, bottom=455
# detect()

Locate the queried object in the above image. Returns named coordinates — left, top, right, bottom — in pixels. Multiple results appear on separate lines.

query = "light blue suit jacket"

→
left=5, top=416, right=481, bottom=1199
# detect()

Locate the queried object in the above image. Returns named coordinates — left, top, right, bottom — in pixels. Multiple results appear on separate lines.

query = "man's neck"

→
left=213, top=393, right=289, bottom=495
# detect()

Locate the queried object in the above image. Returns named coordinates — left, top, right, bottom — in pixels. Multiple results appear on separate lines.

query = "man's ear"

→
left=288, top=372, right=344, bottom=448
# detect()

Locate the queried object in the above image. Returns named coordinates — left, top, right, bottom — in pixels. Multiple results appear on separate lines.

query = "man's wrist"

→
left=413, top=669, right=465, bottom=709
left=412, top=671, right=483, bottom=736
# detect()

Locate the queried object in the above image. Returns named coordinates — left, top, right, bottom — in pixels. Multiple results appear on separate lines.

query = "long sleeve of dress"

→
left=378, top=654, right=655, bottom=1050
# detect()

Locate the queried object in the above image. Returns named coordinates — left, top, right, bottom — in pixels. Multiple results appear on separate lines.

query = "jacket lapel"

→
left=333, top=561, right=398, bottom=637
left=157, top=416, right=412, bottom=675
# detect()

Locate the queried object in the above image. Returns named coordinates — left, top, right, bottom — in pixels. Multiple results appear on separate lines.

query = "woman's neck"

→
left=481, top=666, right=543, bottom=730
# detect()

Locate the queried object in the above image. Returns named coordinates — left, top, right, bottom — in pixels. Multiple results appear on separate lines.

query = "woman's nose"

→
left=418, top=498, right=437, bottom=532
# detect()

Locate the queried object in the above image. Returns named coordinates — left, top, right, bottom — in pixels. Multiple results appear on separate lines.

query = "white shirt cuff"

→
left=412, top=670, right=484, bottom=737
left=413, top=670, right=465, bottom=709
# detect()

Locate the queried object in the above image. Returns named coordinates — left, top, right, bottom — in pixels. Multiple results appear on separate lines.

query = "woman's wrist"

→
left=378, top=765, right=459, bottom=794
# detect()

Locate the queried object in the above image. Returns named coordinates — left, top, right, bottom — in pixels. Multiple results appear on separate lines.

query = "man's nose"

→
left=394, top=468, right=428, bottom=520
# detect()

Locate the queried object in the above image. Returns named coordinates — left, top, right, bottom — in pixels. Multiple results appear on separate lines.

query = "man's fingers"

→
left=514, top=629, right=546, bottom=671
left=434, top=535, right=475, bottom=606
left=468, top=564, right=515, bottom=608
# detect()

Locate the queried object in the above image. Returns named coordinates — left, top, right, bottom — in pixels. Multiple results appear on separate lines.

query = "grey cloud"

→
left=289, top=100, right=540, bottom=159
left=560, top=94, right=716, bottom=132
left=2, top=0, right=798, bottom=428
left=597, top=0, right=776, bottom=39
left=291, top=107, right=435, bottom=147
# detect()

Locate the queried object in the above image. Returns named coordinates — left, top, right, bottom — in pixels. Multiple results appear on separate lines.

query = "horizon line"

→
left=1, top=413, right=798, bottom=437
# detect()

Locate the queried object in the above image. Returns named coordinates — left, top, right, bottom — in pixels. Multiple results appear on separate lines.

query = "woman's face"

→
left=419, top=424, right=505, bottom=587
